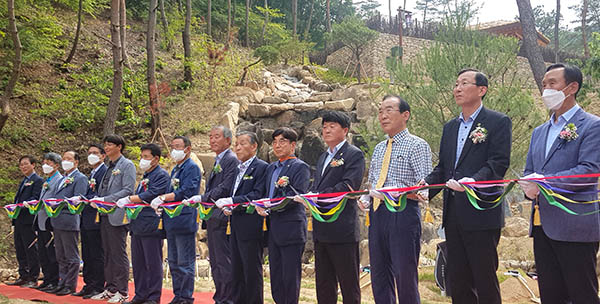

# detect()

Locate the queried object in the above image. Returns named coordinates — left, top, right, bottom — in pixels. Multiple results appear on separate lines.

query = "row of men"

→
left=8, top=62, right=600, bottom=304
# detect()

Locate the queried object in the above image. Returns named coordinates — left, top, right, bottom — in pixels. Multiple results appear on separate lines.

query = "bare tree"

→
left=104, top=0, right=124, bottom=136
left=516, top=0, right=546, bottom=93
left=326, top=0, right=331, bottom=33
left=120, top=0, right=130, bottom=69
left=207, top=0, right=212, bottom=37
left=65, top=0, right=83, bottom=64
left=183, top=0, right=192, bottom=83
left=261, top=0, right=268, bottom=44
left=227, top=0, right=232, bottom=46
left=148, top=0, right=160, bottom=134
left=0, top=0, right=22, bottom=133
left=159, top=0, right=171, bottom=51
left=292, top=0, right=298, bottom=36
left=554, top=0, right=560, bottom=62
left=389, top=0, right=392, bottom=27
left=245, top=0, right=250, bottom=47
left=303, top=0, right=314, bottom=40
left=583, top=0, right=590, bottom=57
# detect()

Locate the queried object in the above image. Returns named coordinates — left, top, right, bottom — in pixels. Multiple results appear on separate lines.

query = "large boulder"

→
left=253, top=90, right=265, bottom=103
left=247, top=104, right=270, bottom=118
left=296, top=101, right=324, bottom=111
left=324, top=98, right=356, bottom=111
left=245, top=80, right=259, bottom=91
left=502, top=217, right=529, bottom=237
left=288, top=94, right=307, bottom=104
left=263, top=96, right=286, bottom=104
left=306, top=92, right=332, bottom=102
left=276, top=110, right=302, bottom=126
left=269, top=103, right=295, bottom=116
left=356, top=99, right=377, bottom=121
left=231, top=96, right=249, bottom=117
left=299, top=133, right=326, bottom=166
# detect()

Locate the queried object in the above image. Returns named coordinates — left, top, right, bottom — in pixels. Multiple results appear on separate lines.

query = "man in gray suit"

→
left=88, top=134, right=136, bottom=303
left=520, top=63, right=600, bottom=303
left=30, top=152, right=62, bottom=292
left=47, top=151, right=88, bottom=296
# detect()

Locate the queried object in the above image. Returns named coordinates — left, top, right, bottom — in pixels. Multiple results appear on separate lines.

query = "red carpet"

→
left=0, top=277, right=214, bottom=303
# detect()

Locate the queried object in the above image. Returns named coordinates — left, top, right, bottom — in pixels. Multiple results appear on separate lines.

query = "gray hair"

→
left=213, top=125, right=233, bottom=139
left=236, top=131, right=258, bottom=145
left=43, top=152, right=62, bottom=165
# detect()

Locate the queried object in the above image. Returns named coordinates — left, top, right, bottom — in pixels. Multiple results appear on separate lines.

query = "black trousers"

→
left=207, top=219, right=233, bottom=304
left=81, top=228, right=105, bottom=291
left=445, top=215, right=501, bottom=304
left=54, top=229, right=80, bottom=289
left=533, top=226, right=600, bottom=304
left=100, top=217, right=129, bottom=294
left=231, top=232, right=263, bottom=304
left=315, top=241, right=361, bottom=304
left=37, top=230, right=58, bottom=285
left=269, top=241, right=305, bottom=304
left=14, top=224, right=39, bottom=281
left=131, top=235, right=163, bottom=302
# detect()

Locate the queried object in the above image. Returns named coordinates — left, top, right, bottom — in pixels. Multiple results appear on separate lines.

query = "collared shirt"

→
left=233, top=156, right=255, bottom=194
left=368, top=129, right=432, bottom=189
left=214, top=149, right=229, bottom=168
left=100, top=155, right=122, bottom=193
left=456, top=104, right=483, bottom=167
left=322, top=140, right=346, bottom=175
left=58, top=168, right=79, bottom=189
left=546, top=104, right=581, bottom=157
left=17, top=172, right=35, bottom=197
left=170, top=157, right=201, bottom=201
left=269, top=158, right=293, bottom=198
left=90, top=163, right=106, bottom=179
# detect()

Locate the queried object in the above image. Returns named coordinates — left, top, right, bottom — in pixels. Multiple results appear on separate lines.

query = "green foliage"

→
left=254, top=46, right=280, bottom=66
left=314, top=67, right=356, bottom=85
left=277, top=38, right=314, bottom=65
left=355, top=118, right=386, bottom=160
left=385, top=16, right=544, bottom=174
left=326, top=16, right=378, bottom=59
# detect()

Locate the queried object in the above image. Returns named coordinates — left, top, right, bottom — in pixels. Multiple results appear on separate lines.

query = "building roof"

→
left=470, top=20, right=551, bottom=46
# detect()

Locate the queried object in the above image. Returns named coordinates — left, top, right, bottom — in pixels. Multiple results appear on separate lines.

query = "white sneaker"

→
left=107, top=292, right=128, bottom=303
left=90, top=290, right=114, bottom=300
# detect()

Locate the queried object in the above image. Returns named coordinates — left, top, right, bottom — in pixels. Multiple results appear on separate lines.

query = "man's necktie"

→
left=373, top=138, right=393, bottom=211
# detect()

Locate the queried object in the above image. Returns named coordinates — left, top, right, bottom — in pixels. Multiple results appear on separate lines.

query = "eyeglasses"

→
left=454, top=82, right=477, bottom=88
left=378, top=108, right=400, bottom=116
left=272, top=139, right=290, bottom=146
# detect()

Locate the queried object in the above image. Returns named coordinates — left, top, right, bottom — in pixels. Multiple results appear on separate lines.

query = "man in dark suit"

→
left=72, top=143, right=107, bottom=299
left=305, top=111, right=365, bottom=304
left=256, top=127, right=310, bottom=304
left=117, top=143, right=170, bottom=304
left=151, top=136, right=201, bottom=304
left=47, top=151, right=88, bottom=296
left=7, top=155, right=43, bottom=288
left=422, top=69, right=512, bottom=304
left=214, top=131, right=268, bottom=304
left=519, top=64, right=600, bottom=303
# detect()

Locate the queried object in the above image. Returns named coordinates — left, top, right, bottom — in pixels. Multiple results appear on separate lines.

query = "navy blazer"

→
left=524, top=108, right=600, bottom=242
left=231, top=157, right=268, bottom=241
left=265, top=157, right=310, bottom=246
left=12, top=173, right=44, bottom=226
left=426, top=107, right=512, bottom=231
left=81, top=163, right=107, bottom=230
left=52, top=169, right=88, bottom=231
left=130, top=165, right=170, bottom=237
left=163, top=157, right=201, bottom=234
left=203, top=149, right=240, bottom=225
left=311, top=142, right=365, bottom=243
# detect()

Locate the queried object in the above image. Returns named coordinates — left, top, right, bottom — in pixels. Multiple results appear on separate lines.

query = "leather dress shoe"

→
left=56, top=287, right=74, bottom=296
left=38, top=283, right=57, bottom=292
left=46, top=285, right=64, bottom=294
left=83, top=290, right=102, bottom=299
left=122, top=299, right=146, bottom=304
left=6, top=278, right=27, bottom=286
left=72, top=286, right=90, bottom=297
left=21, top=281, right=37, bottom=288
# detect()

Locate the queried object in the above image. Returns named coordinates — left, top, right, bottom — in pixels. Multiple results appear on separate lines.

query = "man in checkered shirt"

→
left=359, top=95, right=432, bottom=303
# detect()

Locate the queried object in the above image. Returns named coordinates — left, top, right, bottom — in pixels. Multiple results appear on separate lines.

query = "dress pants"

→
left=315, top=242, right=360, bottom=304
left=81, top=228, right=105, bottom=292
left=131, top=235, right=163, bottom=302
left=13, top=224, right=39, bottom=281
left=268, top=240, right=305, bottom=304
left=445, top=205, right=501, bottom=304
left=207, top=219, right=233, bottom=304
left=533, top=226, right=600, bottom=304
left=37, top=230, right=58, bottom=286
left=231, top=231, right=263, bottom=304
left=167, top=232, right=196, bottom=303
left=100, top=217, right=129, bottom=294
left=54, top=229, right=80, bottom=290
left=369, top=201, right=421, bottom=304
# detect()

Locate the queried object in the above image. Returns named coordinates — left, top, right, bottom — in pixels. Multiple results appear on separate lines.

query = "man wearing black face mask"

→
left=519, top=64, right=600, bottom=303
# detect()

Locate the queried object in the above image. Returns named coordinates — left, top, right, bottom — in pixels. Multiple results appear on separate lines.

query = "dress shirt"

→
left=456, top=104, right=483, bottom=167
left=233, top=156, right=255, bottom=194
left=322, top=140, right=346, bottom=175
left=545, top=104, right=581, bottom=157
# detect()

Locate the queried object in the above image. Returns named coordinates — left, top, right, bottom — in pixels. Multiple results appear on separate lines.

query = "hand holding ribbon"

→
left=446, top=177, right=475, bottom=192
left=215, top=197, right=233, bottom=209
left=183, top=195, right=202, bottom=206
left=150, top=196, right=163, bottom=210
left=357, top=193, right=371, bottom=211
left=116, top=196, right=130, bottom=208
left=518, top=173, right=544, bottom=199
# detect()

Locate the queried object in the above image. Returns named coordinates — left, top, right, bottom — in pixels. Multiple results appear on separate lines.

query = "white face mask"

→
left=542, top=88, right=569, bottom=110
left=139, top=159, right=152, bottom=171
left=171, top=149, right=186, bottom=162
left=88, top=154, right=100, bottom=166
left=62, top=160, right=75, bottom=172
left=42, top=164, right=54, bottom=175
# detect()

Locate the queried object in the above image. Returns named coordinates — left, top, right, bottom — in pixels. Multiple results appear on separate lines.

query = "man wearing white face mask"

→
left=519, top=63, right=600, bottom=303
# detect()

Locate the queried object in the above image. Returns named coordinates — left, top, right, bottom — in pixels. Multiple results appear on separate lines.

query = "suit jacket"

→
left=97, top=156, right=136, bottom=227
left=36, top=171, right=64, bottom=231
left=231, top=157, right=268, bottom=241
left=202, top=149, right=240, bottom=226
left=163, top=157, right=201, bottom=234
left=311, top=142, right=365, bottom=243
left=524, top=107, right=600, bottom=242
left=51, top=169, right=88, bottom=231
left=426, top=106, right=512, bottom=231
left=12, top=173, right=43, bottom=226
left=265, top=157, right=310, bottom=246
left=130, top=165, right=170, bottom=237
left=81, top=163, right=107, bottom=230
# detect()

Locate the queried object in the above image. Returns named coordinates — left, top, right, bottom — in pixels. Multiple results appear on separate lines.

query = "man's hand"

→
left=183, top=195, right=202, bottom=206
left=90, top=197, right=104, bottom=209
left=415, top=179, right=429, bottom=202
left=368, top=189, right=385, bottom=200
left=255, top=204, right=269, bottom=217
left=215, top=197, right=233, bottom=209
left=518, top=173, right=544, bottom=200
left=116, top=196, right=130, bottom=208
left=223, top=207, right=232, bottom=216
left=150, top=196, right=163, bottom=210
left=357, top=194, right=371, bottom=211
left=68, top=196, right=82, bottom=204
left=446, top=177, right=474, bottom=192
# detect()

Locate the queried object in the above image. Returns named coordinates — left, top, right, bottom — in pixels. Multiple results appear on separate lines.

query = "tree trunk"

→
left=326, top=0, right=331, bottom=33
left=183, top=0, right=192, bottom=83
left=148, top=0, right=160, bottom=135
left=303, top=0, right=314, bottom=40
left=583, top=0, right=590, bottom=58
left=207, top=0, right=212, bottom=37
left=261, top=0, right=268, bottom=45
left=119, top=0, right=130, bottom=69
left=232, top=0, right=236, bottom=28
left=159, top=0, right=171, bottom=51
left=245, top=0, right=250, bottom=47
left=104, top=0, right=124, bottom=136
left=227, top=0, right=231, bottom=46
left=422, top=1, right=428, bottom=25
left=65, top=0, right=83, bottom=64
left=516, top=0, right=546, bottom=93
left=554, top=0, right=560, bottom=62
left=0, top=0, right=22, bottom=133
left=292, top=0, right=297, bottom=36
left=389, top=0, right=392, bottom=28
